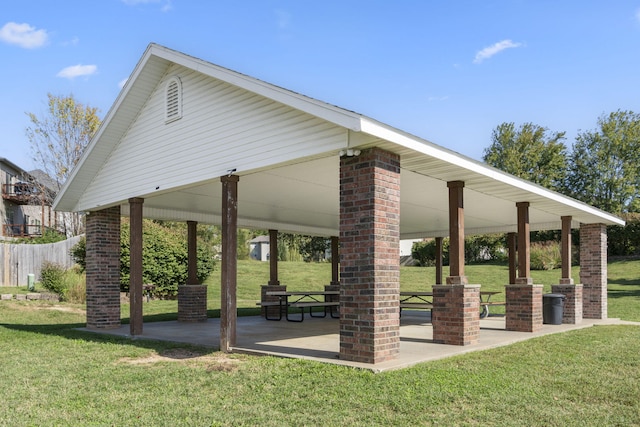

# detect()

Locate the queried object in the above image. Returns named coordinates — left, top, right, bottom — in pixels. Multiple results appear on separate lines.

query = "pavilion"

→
left=53, top=43, right=623, bottom=365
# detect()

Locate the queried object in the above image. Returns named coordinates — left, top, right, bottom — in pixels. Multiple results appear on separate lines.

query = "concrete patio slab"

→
left=81, top=313, right=638, bottom=372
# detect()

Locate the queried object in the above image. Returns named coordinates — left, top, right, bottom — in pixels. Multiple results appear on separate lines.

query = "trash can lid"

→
left=543, top=293, right=566, bottom=298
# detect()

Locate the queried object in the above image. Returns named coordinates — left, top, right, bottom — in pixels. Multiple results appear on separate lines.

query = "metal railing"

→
left=2, top=224, right=43, bottom=238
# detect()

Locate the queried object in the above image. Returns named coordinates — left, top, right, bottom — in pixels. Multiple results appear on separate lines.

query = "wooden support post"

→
left=220, top=175, right=239, bottom=352
left=447, top=181, right=467, bottom=284
left=515, top=202, right=532, bottom=284
left=331, top=236, right=339, bottom=285
left=560, top=216, right=574, bottom=284
left=129, top=197, right=144, bottom=335
left=435, top=236, right=443, bottom=285
left=507, top=232, right=517, bottom=284
left=268, top=229, right=279, bottom=285
left=187, top=220, right=198, bottom=285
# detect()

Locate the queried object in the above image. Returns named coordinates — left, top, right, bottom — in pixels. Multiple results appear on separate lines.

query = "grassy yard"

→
left=1, top=260, right=639, bottom=425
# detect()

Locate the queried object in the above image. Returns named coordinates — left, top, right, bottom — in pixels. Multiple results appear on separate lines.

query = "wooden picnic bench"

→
left=479, top=291, right=505, bottom=318
left=262, top=291, right=340, bottom=322
left=400, top=291, right=505, bottom=319
left=400, top=292, right=433, bottom=315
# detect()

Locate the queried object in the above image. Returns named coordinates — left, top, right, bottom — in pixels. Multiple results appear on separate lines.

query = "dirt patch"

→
left=118, top=348, right=242, bottom=372
left=42, top=305, right=86, bottom=314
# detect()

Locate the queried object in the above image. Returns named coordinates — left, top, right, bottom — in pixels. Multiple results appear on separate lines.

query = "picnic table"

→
left=400, top=291, right=504, bottom=318
left=262, top=291, right=340, bottom=322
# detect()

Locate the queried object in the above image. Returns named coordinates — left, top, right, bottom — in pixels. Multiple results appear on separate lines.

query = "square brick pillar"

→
left=551, top=284, right=583, bottom=324
left=339, top=148, right=400, bottom=364
left=580, top=223, right=608, bottom=319
left=432, top=284, right=480, bottom=345
left=85, top=206, right=121, bottom=329
left=178, top=285, right=208, bottom=322
left=505, top=284, right=543, bottom=332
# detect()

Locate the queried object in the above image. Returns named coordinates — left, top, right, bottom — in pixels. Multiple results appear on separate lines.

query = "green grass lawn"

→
left=128, top=258, right=640, bottom=322
left=1, top=259, right=639, bottom=425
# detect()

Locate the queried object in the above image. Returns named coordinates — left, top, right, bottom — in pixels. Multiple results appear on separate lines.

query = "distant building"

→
left=249, top=235, right=270, bottom=261
left=0, top=158, right=59, bottom=239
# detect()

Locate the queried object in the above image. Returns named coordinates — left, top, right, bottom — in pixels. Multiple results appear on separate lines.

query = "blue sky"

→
left=2, top=1, right=640, bottom=172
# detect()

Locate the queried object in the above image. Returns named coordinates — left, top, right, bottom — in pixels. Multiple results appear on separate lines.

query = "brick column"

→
left=178, top=220, right=208, bottom=322
left=85, top=206, right=121, bottom=329
left=580, top=223, right=607, bottom=319
left=551, top=284, right=583, bottom=324
left=178, top=284, right=208, bottom=322
left=505, top=284, right=543, bottom=332
left=432, top=284, right=480, bottom=345
left=433, top=181, right=480, bottom=346
left=339, top=148, right=400, bottom=364
left=506, top=202, right=543, bottom=332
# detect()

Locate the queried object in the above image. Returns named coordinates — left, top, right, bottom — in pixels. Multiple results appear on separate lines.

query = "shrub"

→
left=70, top=237, right=86, bottom=271
left=72, top=220, right=217, bottom=298
left=530, top=241, right=561, bottom=270
left=465, top=234, right=508, bottom=263
left=412, top=238, right=449, bottom=267
left=63, top=267, right=86, bottom=304
left=40, top=262, right=67, bottom=295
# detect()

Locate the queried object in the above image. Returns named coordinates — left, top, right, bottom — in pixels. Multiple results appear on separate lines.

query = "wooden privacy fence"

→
left=1, top=236, right=83, bottom=286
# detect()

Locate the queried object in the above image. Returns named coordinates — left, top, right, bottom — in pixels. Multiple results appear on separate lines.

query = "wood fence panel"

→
left=0, top=236, right=83, bottom=286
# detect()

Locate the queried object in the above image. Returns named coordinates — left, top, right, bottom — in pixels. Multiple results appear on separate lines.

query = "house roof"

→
left=53, top=43, right=623, bottom=238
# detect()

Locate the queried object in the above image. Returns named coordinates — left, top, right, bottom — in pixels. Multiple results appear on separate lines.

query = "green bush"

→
left=39, top=262, right=67, bottom=295
left=465, top=234, right=508, bottom=263
left=530, top=241, right=561, bottom=270
left=71, top=219, right=217, bottom=297
left=412, top=238, right=449, bottom=267
left=63, top=267, right=86, bottom=304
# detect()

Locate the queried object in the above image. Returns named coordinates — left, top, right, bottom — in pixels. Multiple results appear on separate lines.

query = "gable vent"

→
left=165, top=76, right=182, bottom=123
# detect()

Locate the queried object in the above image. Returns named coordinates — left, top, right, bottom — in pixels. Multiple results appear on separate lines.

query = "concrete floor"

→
left=82, top=312, right=637, bottom=372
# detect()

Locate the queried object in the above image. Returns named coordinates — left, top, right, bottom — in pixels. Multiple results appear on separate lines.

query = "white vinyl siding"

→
left=76, top=64, right=347, bottom=210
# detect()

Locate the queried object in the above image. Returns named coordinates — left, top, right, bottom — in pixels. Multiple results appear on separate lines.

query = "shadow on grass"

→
left=608, top=289, right=640, bottom=299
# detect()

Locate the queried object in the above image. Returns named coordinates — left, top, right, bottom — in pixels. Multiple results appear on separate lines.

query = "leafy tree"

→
left=25, top=93, right=101, bottom=236
left=483, top=122, right=567, bottom=190
left=565, top=110, right=640, bottom=214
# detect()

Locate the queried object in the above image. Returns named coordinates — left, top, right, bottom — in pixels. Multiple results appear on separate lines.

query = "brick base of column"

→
left=432, top=284, right=480, bottom=346
left=551, top=284, right=583, bottom=324
left=261, top=285, right=286, bottom=318
left=177, top=284, right=208, bottom=322
left=86, top=286, right=121, bottom=329
left=583, top=285, right=607, bottom=319
left=324, top=284, right=339, bottom=302
left=505, top=284, right=543, bottom=332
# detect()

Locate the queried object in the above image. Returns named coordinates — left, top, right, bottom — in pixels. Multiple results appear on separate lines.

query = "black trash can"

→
left=543, top=293, right=566, bottom=325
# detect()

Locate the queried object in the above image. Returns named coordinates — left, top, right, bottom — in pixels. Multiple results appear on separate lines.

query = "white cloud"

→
left=118, top=77, right=129, bottom=89
left=0, top=22, right=49, bottom=49
left=56, top=64, right=98, bottom=79
left=121, top=0, right=172, bottom=12
left=473, top=39, right=522, bottom=64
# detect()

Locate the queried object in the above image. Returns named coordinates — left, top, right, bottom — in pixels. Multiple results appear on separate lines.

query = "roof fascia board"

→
left=360, top=118, right=624, bottom=226
left=54, top=44, right=167, bottom=212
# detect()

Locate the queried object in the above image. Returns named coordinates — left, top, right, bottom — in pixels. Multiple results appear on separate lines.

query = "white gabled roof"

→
left=54, top=43, right=623, bottom=238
